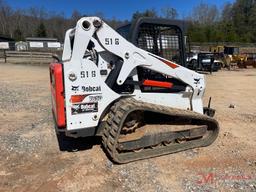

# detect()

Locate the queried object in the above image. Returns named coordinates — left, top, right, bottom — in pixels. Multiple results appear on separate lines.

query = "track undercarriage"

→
left=102, top=98, right=219, bottom=163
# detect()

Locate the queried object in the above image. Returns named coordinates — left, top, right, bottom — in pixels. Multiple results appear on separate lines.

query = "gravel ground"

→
left=0, top=63, right=255, bottom=192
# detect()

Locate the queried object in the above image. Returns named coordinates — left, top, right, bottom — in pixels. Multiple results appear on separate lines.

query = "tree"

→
left=13, top=27, right=23, bottom=41
left=107, top=17, right=127, bottom=29
left=0, top=0, right=12, bottom=35
left=231, top=0, right=256, bottom=42
left=1, top=0, right=256, bottom=44
left=191, top=3, right=219, bottom=24
left=71, top=10, right=81, bottom=22
left=187, top=2, right=223, bottom=42
left=132, top=9, right=158, bottom=20
left=161, top=7, right=178, bottom=19
left=222, top=2, right=233, bottom=21
left=36, top=22, right=47, bottom=37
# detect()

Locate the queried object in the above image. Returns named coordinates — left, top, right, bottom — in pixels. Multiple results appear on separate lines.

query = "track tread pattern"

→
left=102, top=98, right=219, bottom=164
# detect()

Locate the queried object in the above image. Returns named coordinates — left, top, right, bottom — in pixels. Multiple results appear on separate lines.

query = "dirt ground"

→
left=0, top=63, right=255, bottom=192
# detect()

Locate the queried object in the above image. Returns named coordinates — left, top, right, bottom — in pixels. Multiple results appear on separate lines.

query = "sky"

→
left=5, top=0, right=235, bottom=20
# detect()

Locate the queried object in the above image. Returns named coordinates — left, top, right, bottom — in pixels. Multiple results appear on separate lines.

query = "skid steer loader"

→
left=50, top=17, right=219, bottom=163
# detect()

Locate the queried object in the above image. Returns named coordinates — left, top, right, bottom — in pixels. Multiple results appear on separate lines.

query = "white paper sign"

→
left=0, top=42, right=9, bottom=49
left=47, top=42, right=61, bottom=48
left=29, top=42, right=44, bottom=48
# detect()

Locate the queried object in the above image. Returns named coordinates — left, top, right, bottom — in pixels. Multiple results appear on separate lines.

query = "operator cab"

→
left=116, top=17, right=186, bottom=66
left=116, top=18, right=187, bottom=93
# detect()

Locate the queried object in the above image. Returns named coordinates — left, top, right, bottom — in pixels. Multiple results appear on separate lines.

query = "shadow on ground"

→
left=56, top=133, right=101, bottom=152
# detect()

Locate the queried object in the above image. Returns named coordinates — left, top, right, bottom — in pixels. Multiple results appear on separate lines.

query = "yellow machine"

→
left=209, top=46, right=224, bottom=53
left=238, top=53, right=256, bottom=68
left=209, top=45, right=245, bottom=69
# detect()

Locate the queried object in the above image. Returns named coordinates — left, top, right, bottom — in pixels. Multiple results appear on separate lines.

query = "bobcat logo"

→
left=71, top=86, right=79, bottom=91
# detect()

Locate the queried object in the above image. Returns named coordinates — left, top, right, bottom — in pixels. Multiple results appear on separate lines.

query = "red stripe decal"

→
left=158, top=58, right=179, bottom=69
left=143, top=80, right=173, bottom=88
left=70, top=95, right=87, bottom=103
left=149, top=53, right=179, bottom=69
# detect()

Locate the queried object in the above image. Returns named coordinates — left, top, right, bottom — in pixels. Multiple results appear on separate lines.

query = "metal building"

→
left=26, top=37, right=61, bottom=50
left=0, top=36, right=15, bottom=50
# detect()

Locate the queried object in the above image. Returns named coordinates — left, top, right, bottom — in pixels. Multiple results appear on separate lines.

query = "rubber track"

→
left=102, top=97, right=219, bottom=164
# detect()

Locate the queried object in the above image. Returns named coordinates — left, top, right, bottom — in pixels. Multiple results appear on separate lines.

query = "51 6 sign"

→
left=105, top=38, right=119, bottom=45
left=81, top=71, right=96, bottom=78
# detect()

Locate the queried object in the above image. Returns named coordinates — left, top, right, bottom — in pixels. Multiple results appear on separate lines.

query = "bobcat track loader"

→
left=49, top=17, right=219, bottom=163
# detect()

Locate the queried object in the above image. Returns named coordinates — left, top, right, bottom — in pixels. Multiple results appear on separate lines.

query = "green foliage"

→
left=132, top=7, right=179, bottom=21
left=36, top=22, right=47, bottom=37
left=0, top=0, right=255, bottom=43
left=13, top=27, right=23, bottom=41
left=132, top=9, right=158, bottom=20
left=161, top=7, right=178, bottom=19
left=188, top=0, right=256, bottom=43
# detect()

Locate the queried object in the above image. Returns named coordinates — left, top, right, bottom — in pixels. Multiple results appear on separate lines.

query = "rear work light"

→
left=49, top=63, right=66, bottom=128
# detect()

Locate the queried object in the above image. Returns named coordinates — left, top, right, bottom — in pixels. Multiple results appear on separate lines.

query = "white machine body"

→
left=51, top=17, right=206, bottom=135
